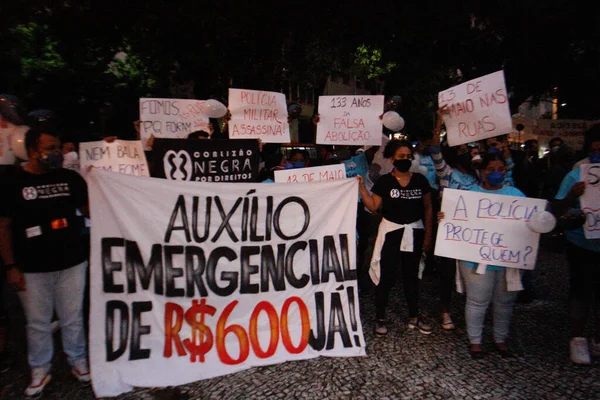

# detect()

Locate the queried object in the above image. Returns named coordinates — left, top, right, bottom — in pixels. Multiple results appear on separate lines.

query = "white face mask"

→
left=471, top=154, right=482, bottom=162
left=63, top=151, right=79, bottom=162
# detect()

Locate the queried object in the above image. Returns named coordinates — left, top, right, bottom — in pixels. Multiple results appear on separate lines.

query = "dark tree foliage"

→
left=0, top=1, right=597, bottom=141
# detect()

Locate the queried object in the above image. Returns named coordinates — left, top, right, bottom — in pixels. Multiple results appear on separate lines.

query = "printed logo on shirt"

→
left=22, top=187, right=38, bottom=200
left=390, top=189, right=400, bottom=198
left=397, top=188, right=423, bottom=200
left=22, top=183, right=71, bottom=200
left=163, top=150, right=192, bottom=181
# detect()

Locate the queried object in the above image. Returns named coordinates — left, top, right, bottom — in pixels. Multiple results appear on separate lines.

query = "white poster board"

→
left=435, top=188, right=547, bottom=270
left=79, top=140, right=149, bottom=177
left=0, top=130, right=15, bottom=165
left=139, top=98, right=210, bottom=150
left=228, top=89, right=290, bottom=143
left=316, top=96, right=384, bottom=146
left=87, top=170, right=365, bottom=398
left=274, top=164, right=347, bottom=183
left=580, top=164, right=600, bottom=239
left=438, top=70, right=512, bottom=147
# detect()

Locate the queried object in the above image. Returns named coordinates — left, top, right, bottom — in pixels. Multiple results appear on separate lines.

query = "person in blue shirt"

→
left=552, top=124, right=600, bottom=365
left=439, top=153, right=526, bottom=358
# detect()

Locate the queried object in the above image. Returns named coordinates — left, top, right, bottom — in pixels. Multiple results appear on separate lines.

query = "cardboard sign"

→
left=274, top=164, right=347, bottom=183
left=316, top=96, right=384, bottom=146
left=438, top=70, right=512, bottom=147
left=139, top=98, right=210, bottom=150
left=435, top=188, right=547, bottom=269
left=87, top=170, right=365, bottom=397
left=580, top=164, right=600, bottom=239
left=151, top=138, right=259, bottom=182
left=228, top=89, right=290, bottom=143
left=79, top=140, right=149, bottom=177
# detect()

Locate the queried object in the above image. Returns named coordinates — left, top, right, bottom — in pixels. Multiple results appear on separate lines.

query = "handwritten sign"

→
left=79, top=140, right=149, bottom=177
left=228, top=89, right=290, bottom=143
left=274, top=164, right=347, bottom=183
left=316, top=95, right=384, bottom=146
left=580, top=164, right=600, bottom=239
left=139, top=98, right=210, bottom=150
left=438, top=70, right=512, bottom=147
left=435, top=188, right=547, bottom=270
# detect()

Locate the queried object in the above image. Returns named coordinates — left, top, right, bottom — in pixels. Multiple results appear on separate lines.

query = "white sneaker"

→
left=71, top=358, right=91, bottom=382
left=570, top=337, right=591, bottom=365
left=590, top=338, right=600, bottom=357
left=25, top=367, right=51, bottom=397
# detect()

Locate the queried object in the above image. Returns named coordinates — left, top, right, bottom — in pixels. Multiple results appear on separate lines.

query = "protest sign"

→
left=438, top=70, right=512, bottom=147
left=151, top=138, right=259, bottom=182
left=274, top=164, right=346, bottom=183
left=580, top=164, right=600, bottom=239
left=435, top=188, right=547, bottom=269
left=228, top=89, right=290, bottom=143
left=139, top=98, right=210, bottom=150
left=87, top=171, right=365, bottom=397
left=316, top=95, right=384, bottom=146
left=79, top=140, right=149, bottom=177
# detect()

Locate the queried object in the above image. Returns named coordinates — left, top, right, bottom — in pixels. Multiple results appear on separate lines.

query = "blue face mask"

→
left=486, top=171, right=505, bottom=187
left=284, top=161, right=305, bottom=169
left=488, top=147, right=500, bottom=155
left=590, top=152, right=600, bottom=164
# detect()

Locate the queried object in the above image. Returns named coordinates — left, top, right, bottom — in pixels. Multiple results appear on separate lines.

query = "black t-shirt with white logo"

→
left=371, top=172, right=431, bottom=225
left=0, top=167, right=88, bottom=273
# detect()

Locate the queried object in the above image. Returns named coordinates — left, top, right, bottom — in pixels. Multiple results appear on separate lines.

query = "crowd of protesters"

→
left=0, top=93, right=599, bottom=398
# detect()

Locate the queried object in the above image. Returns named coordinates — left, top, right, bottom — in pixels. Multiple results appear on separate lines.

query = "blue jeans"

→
left=18, top=261, right=88, bottom=370
left=459, top=263, right=518, bottom=345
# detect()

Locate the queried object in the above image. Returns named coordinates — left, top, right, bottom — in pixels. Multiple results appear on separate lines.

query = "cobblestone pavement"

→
left=1, top=237, right=599, bottom=399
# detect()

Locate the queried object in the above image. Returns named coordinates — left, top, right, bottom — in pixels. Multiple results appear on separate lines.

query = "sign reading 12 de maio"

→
left=435, top=188, right=547, bottom=270
left=87, top=171, right=365, bottom=397
left=274, top=164, right=346, bottom=183
left=151, top=138, right=259, bottom=182
left=580, top=164, right=600, bottom=239
left=79, top=140, right=149, bottom=177
left=228, top=89, right=290, bottom=143
left=139, top=98, right=210, bottom=150
left=438, top=70, right=512, bottom=147
left=316, top=95, right=384, bottom=146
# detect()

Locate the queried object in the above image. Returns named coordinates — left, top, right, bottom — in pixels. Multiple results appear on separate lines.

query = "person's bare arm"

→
left=0, top=216, right=25, bottom=291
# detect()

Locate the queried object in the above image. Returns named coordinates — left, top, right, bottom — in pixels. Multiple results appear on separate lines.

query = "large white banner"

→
left=139, top=98, right=210, bottom=150
left=316, top=95, right=384, bottom=146
left=228, top=89, right=290, bottom=143
left=580, top=164, right=600, bottom=239
left=435, top=189, right=547, bottom=270
left=438, top=70, right=512, bottom=147
left=88, top=171, right=364, bottom=397
left=79, top=140, right=149, bottom=177
left=274, top=164, right=346, bottom=183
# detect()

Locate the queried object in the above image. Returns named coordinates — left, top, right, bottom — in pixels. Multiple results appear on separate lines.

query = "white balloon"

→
left=418, top=165, right=429, bottom=176
left=382, top=111, right=405, bottom=131
left=200, top=99, right=228, bottom=118
left=409, top=159, right=420, bottom=173
left=9, top=127, right=28, bottom=161
left=528, top=211, right=556, bottom=234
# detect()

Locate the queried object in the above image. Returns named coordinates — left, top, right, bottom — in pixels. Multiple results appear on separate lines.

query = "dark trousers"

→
left=439, top=256, right=456, bottom=311
left=566, top=242, right=600, bottom=323
left=375, top=228, right=424, bottom=320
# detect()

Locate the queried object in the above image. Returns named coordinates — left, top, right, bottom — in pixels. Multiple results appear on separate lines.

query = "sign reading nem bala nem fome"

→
left=228, top=89, right=290, bottom=143
left=438, top=70, right=512, bottom=147
left=87, top=171, right=365, bottom=397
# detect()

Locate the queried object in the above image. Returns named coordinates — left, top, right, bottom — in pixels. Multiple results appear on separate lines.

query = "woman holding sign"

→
left=439, top=153, right=526, bottom=358
left=358, top=140, right=433, bottom=336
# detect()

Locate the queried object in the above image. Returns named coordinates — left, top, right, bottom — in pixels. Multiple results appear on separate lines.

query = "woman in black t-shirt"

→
left=358, top=140, right=433, bottom=336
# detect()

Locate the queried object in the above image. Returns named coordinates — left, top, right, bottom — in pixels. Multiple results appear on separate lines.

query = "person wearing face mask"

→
left=357, top=140, right=434, bottom=336
left=438, top=153, right=526, bottom=358
left=0, top=126, right=91, bottom=397
left=483, top=135, right=517, bottom=187
left=552, top=124, right=600, bottom=365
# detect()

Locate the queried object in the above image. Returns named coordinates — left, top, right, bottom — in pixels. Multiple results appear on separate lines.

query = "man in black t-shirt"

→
left=0, top=126, right=90, bottom=397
